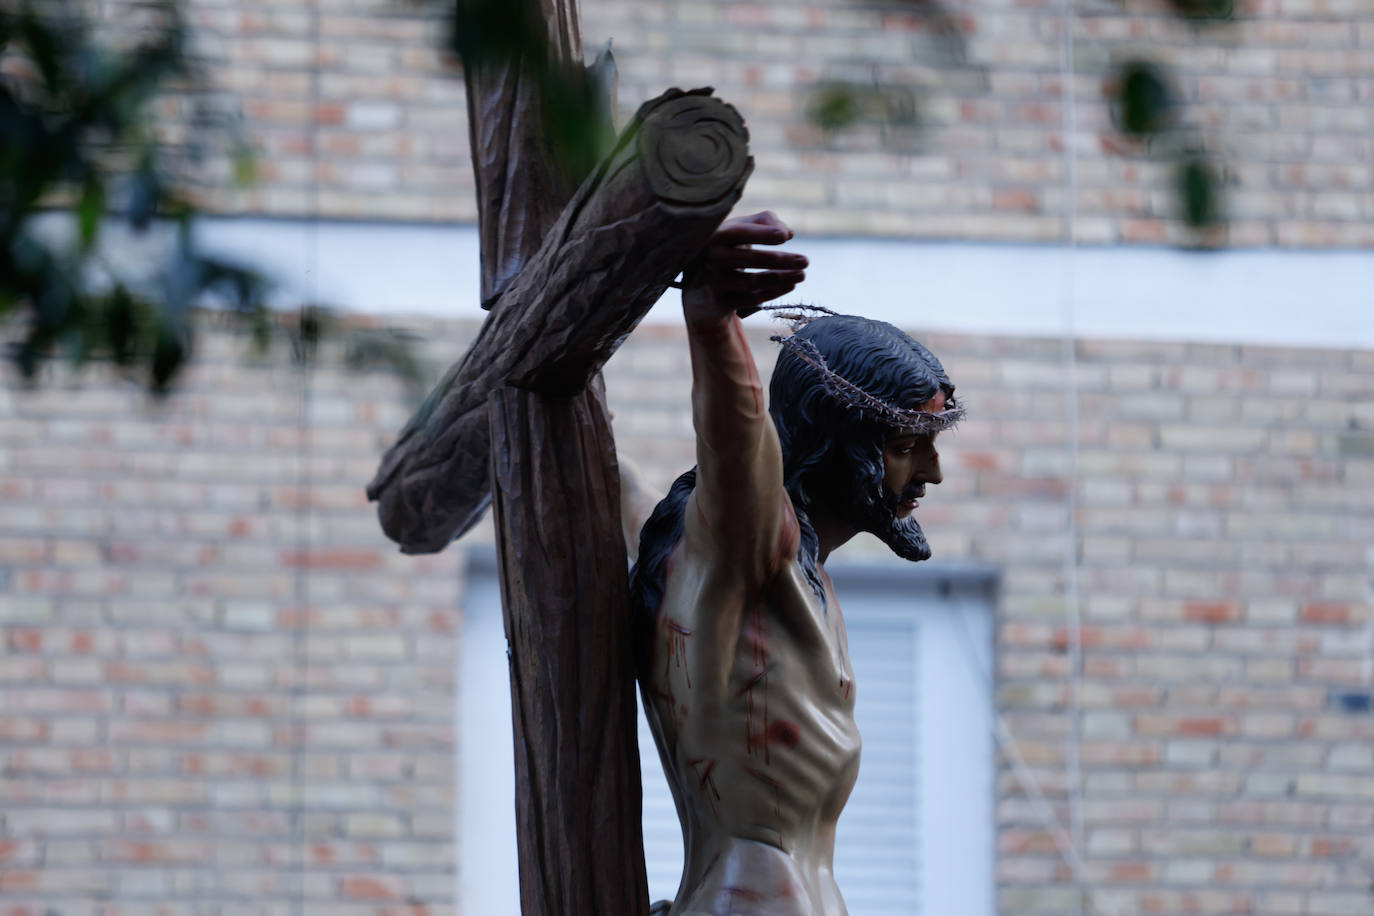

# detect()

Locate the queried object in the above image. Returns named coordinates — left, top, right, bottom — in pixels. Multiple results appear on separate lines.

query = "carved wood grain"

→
left=462, top=0, right=586, bottom=305
left=366, top=89, right=752, bottom=554
left=490, top=384, right=650, bottom=916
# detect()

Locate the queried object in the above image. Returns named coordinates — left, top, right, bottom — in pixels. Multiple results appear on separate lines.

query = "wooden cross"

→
left=365, top=1, right=754, bottom=912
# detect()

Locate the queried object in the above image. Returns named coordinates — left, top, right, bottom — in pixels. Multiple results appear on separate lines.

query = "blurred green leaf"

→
left=127, top=160, right=161, bottom=231
left=105, top=285, right=138, bottom=366
left=1167, top=0, right=1234, bottom=21
left=18, top=10, right=64, bottom=94
left=249, top=304, right=273, bottom=355
left=291, top=304, right=329, bottom=366
left=810, top=84, right=864, bottom=133
left=435, top=0, right=614, bottom=189
left=447, top=0, right=546, bottom=70
left=233, top=142, right=257, bottom=186
left=1111, top=59, right=1175, bottom=138
left=78, top=172, right=104, bottom=249
left=1178, top=153, right=1221, bottom=230
left=150, top=321, right=189, bottom=394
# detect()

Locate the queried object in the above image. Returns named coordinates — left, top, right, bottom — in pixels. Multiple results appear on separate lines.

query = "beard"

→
left=855, top=482, right=931, bottom=562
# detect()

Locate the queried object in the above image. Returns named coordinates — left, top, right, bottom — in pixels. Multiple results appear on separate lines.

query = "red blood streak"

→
left=723, top=886, right=765, bottom=904
left=687, top=756, right=720, bottom=810
left=664, top=618, right=692, bottom=688
left=742, top=607, right=770, bottom=762
left=744, top=766, right=783, bottom=816
left=767, top=719, right=801, bottom=749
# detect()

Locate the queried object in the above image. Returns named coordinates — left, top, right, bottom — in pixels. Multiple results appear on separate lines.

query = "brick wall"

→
left=169, top=0, right=1374, bottom=247
left=0, top=321, right=472, bottom=914
left=4, top=315, right=1373, bottom=914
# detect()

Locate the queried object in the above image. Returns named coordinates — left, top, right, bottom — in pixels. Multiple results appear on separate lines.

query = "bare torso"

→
left=618, top=212, right=857, bottom=914
left=643, top=532, right=861, bottom=916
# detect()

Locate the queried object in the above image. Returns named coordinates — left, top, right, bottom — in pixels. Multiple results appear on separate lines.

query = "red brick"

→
left=993, top=188, right=1039, bottom=212
left=1309, top=836, right=1356, bottom=858
left=1110, top=861, right=1154, bottom=882
left=1179, top=718, right=1229, bottom=737
left=279, top=548, right=381, bottom=570
left=7, top=630, right=43, bottom=652
left=315, top=102, right=346, bottom=124
left=1300, top=602, right=1351, bottom=625
left=1185, top=601, right=1242, bottom=623
left=340, top=875, right=403, bottom=900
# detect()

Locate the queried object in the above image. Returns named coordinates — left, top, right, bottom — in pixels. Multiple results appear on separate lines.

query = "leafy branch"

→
left=0, top=0, right=267, bottom=392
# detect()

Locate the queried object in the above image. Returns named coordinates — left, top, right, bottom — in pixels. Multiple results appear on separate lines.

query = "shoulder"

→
left=683, top=487, right=801, bottom=584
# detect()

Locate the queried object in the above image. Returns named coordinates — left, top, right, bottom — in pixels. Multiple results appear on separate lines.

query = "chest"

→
left=739, top=563, right=856, bottom=707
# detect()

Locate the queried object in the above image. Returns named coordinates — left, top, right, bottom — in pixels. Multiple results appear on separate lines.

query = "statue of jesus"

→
left=619, top=211, right=964, bottom=915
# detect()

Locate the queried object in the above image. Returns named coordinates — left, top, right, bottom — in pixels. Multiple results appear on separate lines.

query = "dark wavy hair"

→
left=628, top=315, right=954, bottom=651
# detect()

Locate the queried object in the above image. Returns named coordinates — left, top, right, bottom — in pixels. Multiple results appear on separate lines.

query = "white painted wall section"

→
left=73, top=214, right=1373, bottom=349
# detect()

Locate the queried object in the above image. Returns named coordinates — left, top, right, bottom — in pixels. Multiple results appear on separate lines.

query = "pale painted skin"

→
left=620, top=213, right=944, bottom=916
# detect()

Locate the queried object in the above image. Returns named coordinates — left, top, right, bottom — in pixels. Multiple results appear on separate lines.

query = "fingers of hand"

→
left=706, top=245, right=808, bottom=271
left=713, top=210, right=794, bottom=246
left=724, top=281, right=800, bottom=315
left=711, top=268, right=805, bottom=293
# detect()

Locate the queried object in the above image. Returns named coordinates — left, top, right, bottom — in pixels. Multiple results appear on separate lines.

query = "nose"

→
left=922, top=450, right=942, bottom=487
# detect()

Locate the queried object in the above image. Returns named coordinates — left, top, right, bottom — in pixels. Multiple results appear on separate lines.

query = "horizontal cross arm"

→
left=366, top=88, right=753, bottom=554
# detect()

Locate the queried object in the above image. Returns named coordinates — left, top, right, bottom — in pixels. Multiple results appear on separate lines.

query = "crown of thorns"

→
left=763, top=305, right=965, bottom=434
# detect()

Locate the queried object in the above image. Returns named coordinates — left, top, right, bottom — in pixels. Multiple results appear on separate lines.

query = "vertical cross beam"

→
left=490, top=382, right=647, bottom=914
left=367, top=3, right=753, bottom=912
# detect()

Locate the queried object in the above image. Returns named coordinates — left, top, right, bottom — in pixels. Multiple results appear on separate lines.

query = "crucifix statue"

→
left=368, top=2, right=964, bottom=913
left=366, top=0, right=755, bottom=912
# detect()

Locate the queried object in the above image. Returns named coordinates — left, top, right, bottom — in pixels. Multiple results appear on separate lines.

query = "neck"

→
left=810, top=508, right=858, bottom=566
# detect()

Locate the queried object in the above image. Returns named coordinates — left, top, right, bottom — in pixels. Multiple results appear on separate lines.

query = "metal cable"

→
left=1054, top=1, right=1087, bottom=913
left=288, top=0, right=322, bottom=912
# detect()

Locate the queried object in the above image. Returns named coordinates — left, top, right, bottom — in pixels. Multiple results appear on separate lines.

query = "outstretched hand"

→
left=682, top=211, right=808, bottom=327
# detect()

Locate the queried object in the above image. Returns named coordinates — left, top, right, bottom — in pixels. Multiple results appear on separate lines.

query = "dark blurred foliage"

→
left=3, top=0, right=428, bottom=395
left=802, top=0, right=964, bottom=142
left=435, top=0, right=617, bottom=189
left=1110, top=59, right=1177, bottom=139
left=1166, top=0, right=1234, bottom=22
left=807, top=80, right=920, bottom=136
left=1176, top=152, right=1220, bottom=232
left=808, top=0, right=1234, bottom=239
left=1105, top=54, right=1226, bottom=234
left=0, top=0, right=272, bottom=393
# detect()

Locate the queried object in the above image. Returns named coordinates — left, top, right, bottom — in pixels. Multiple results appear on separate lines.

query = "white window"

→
left=458, top=550, right=995, bottom=915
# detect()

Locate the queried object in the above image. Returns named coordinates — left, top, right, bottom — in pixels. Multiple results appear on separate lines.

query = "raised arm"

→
left=680, top=212, right=807, bottom=585
left=616, top=451, right=662, bottom=565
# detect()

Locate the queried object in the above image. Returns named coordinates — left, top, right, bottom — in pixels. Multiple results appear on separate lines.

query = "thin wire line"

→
left=1054, top=0, right=1087, bottom=913
left=952, top=600, right=1126, bottom=916
left=1362, top=544, right=1373, bottom=687
left=289, top=0, right=322, bottom=912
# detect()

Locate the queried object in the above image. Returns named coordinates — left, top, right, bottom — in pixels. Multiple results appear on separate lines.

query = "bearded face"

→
left=809, top=424, right=942, bottom=565
left=856, top=476, right=933, bottom=562
left=853, top=398, right=946, bottom=563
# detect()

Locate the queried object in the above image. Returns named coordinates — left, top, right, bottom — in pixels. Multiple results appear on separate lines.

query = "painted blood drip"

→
left=767, top=719, right=801, bottom=749
left=743, top=607, right=769, bottom=763
left=723, top=886, right=765, bottom=905
left=687, top=756, right=721, bottom=814
left=745, top=765, right=783, bottom=817
left=665, top=619, right=693, bottom=688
